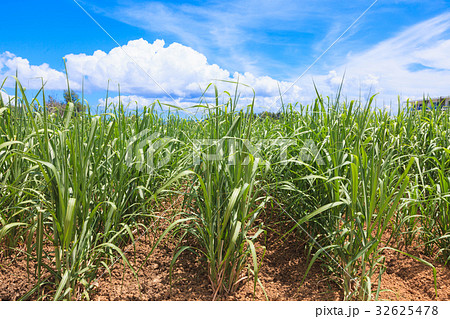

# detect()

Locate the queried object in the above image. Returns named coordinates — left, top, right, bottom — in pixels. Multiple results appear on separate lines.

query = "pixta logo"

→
left=126, top=132, right=325, bottom=171
left=125, top=129, right=172, bottom=173
left=192, top=138, right=325, bottom=165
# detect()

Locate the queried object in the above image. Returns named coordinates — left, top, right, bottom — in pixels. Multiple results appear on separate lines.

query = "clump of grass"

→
left=166, top=84, right=269, bottom=298
left=272, top=92, right=448, bottom=300
left=0, top=77, right=181, bottom=300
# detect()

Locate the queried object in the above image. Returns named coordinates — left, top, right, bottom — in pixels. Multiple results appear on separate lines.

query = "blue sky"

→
left=1, top=0, right=450, bottom=111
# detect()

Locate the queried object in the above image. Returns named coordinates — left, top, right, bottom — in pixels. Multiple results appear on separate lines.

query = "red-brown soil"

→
left=90, top=225, right=342, bottom=301
left=376, top=247, right=450, bottom=301
left=0, top=250, right=37, bottom=301
left=1, top=220, right=449, bottom=301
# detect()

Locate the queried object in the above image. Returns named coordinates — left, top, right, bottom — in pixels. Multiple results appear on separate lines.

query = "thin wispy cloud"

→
left=97, top=0, right=348, bottom=76
left=314, top=12, right=450, bottom=101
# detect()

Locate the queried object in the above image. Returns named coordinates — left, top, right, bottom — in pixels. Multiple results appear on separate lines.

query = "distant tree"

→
left=47, top=95, right=65, bottom=116
left=63, top=90, right=84, bottom=114
left=47, top=90, right=84, bottom=116
left=63, top=90, right=78, bottom=104
left=259, top=111, right=282, bottom=120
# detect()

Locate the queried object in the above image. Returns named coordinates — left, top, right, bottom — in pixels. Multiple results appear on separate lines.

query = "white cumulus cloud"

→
left=65, top=39, right=231, bottom=97
left=0, top=39, right=304, bottom=111
left=0, top=51, right=68, bottom=90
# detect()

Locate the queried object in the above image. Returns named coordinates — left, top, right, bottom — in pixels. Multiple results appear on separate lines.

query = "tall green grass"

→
left=269, top=95, right=449, bottom=300
left=1, top=78, right=449, bottom=300
left=0, top=79, right=181, bottom=300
